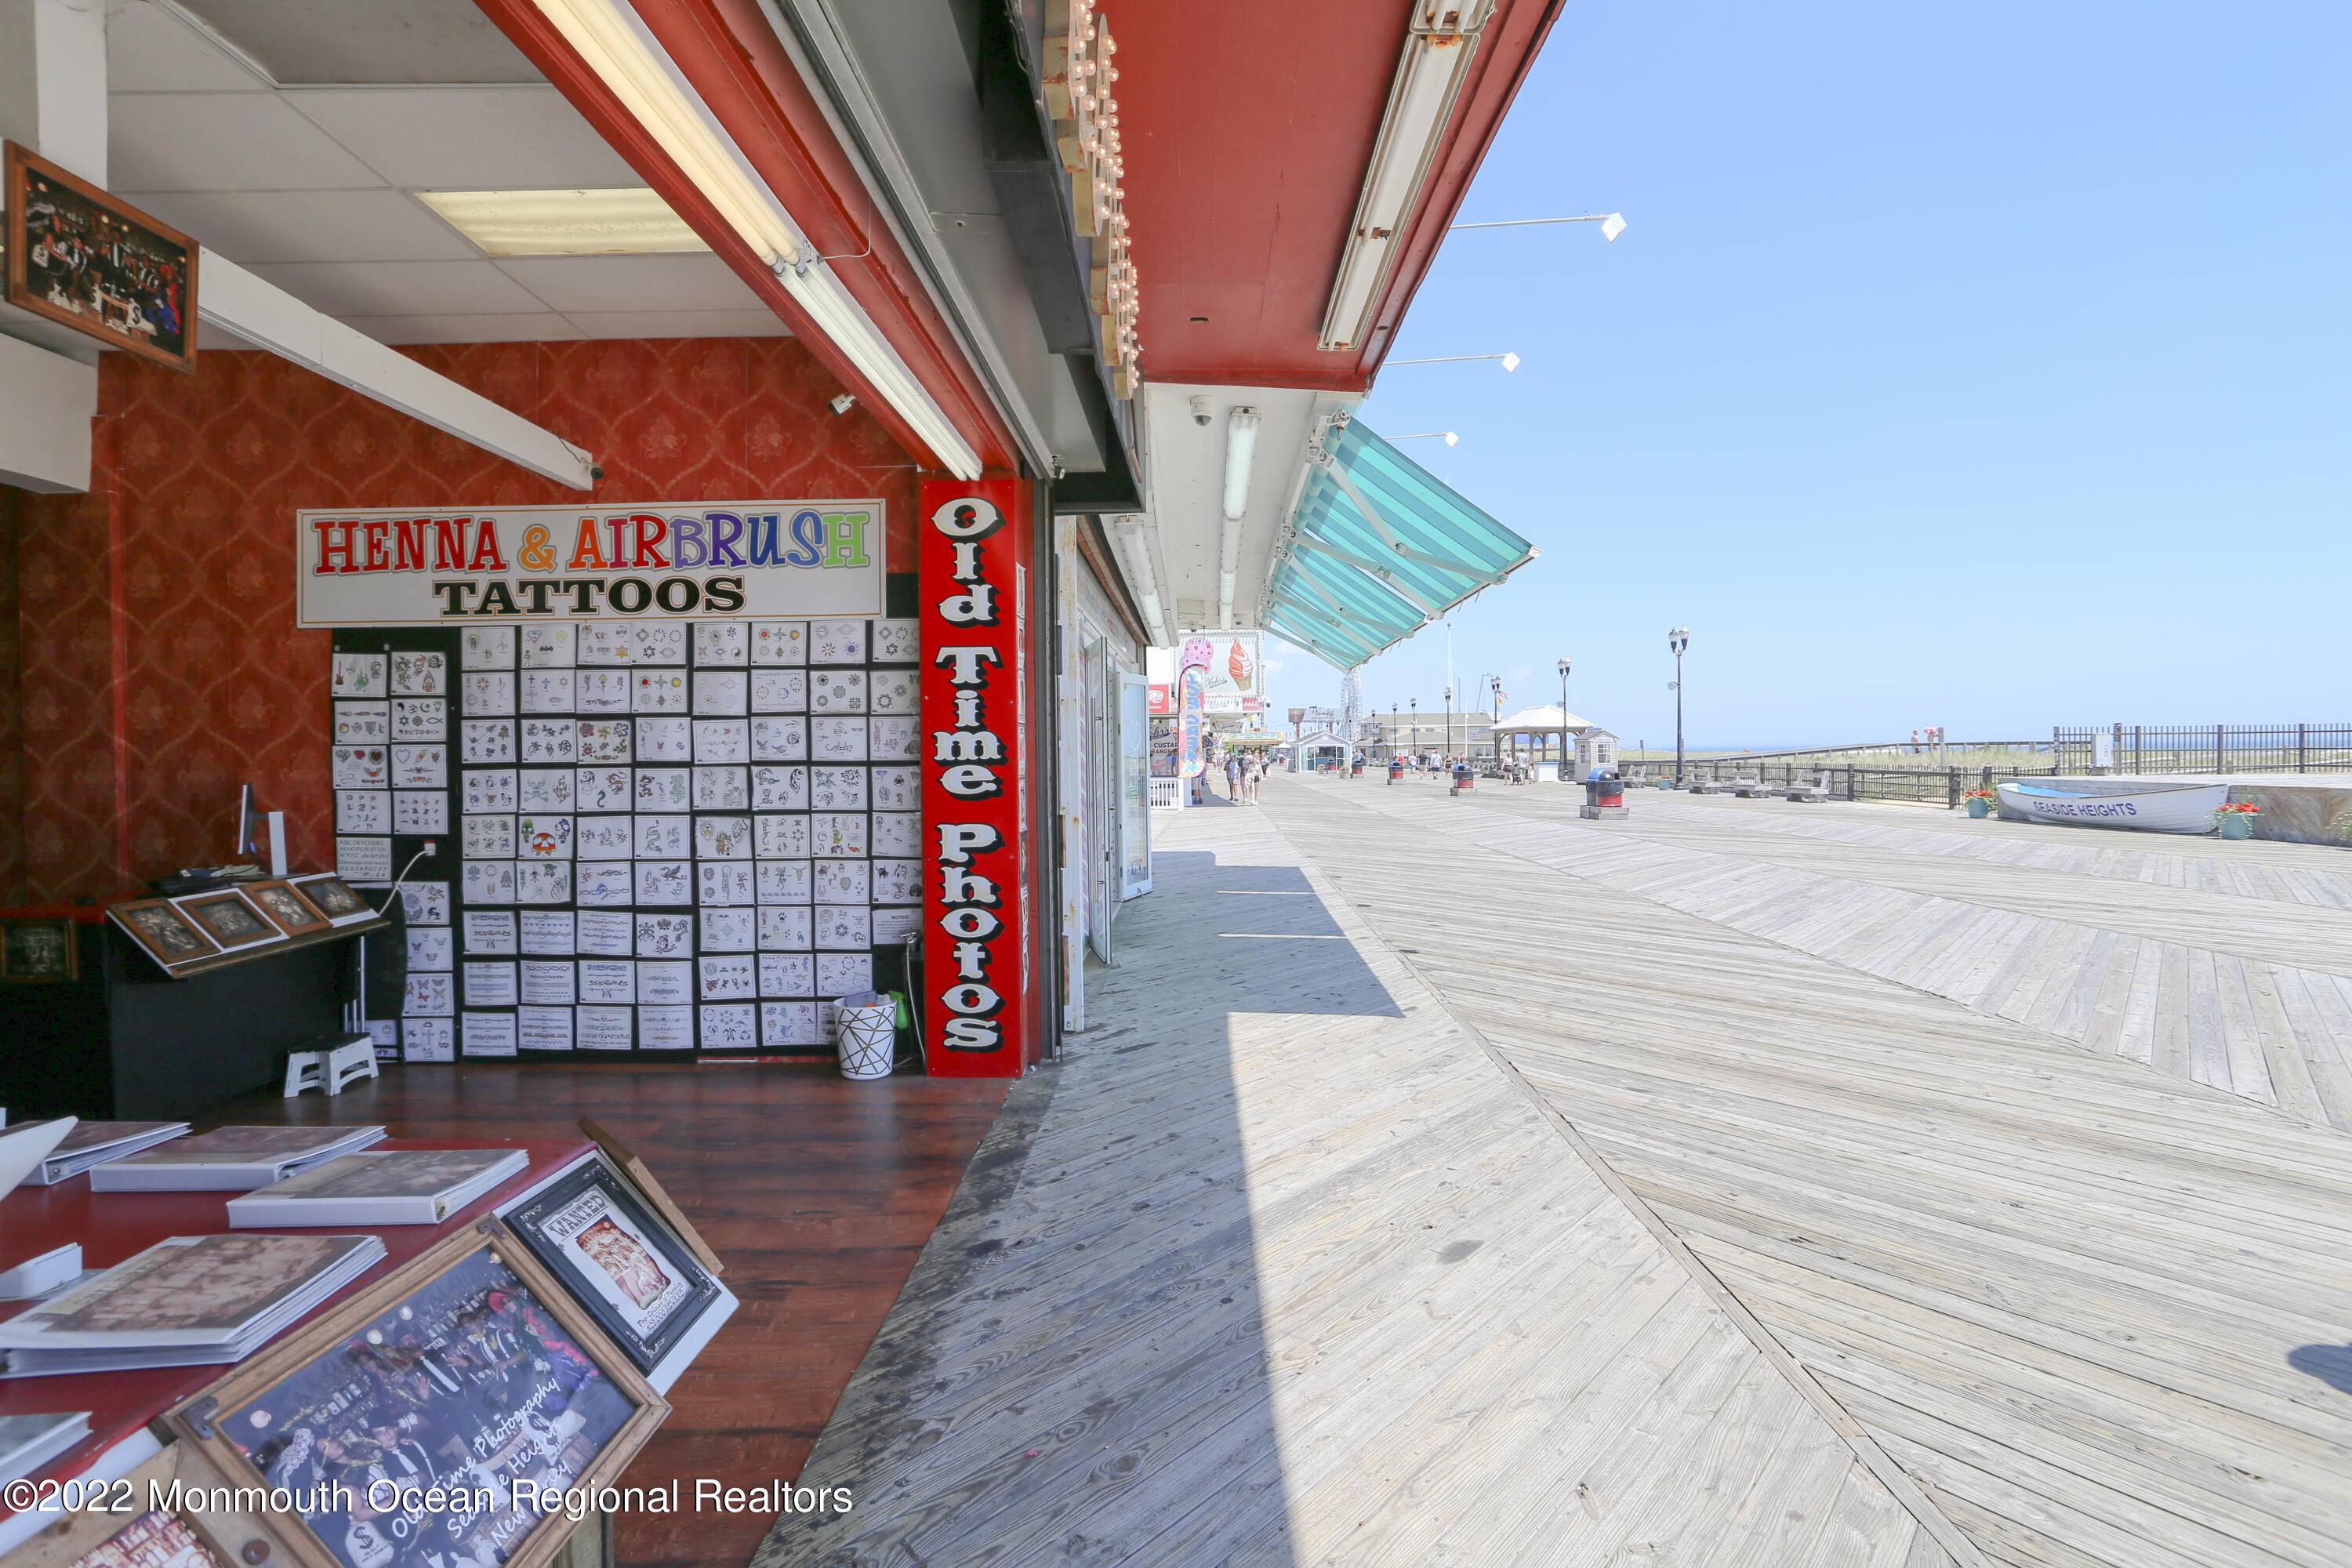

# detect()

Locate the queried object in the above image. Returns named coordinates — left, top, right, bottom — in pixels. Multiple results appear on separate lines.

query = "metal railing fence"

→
left=1618, top=759, right=2058, bottom=808
left=2053, top=724, right=2352, bottom=775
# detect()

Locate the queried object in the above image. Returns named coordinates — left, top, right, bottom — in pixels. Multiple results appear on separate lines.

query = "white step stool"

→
left=284, top=1036, right=380, bottom=1098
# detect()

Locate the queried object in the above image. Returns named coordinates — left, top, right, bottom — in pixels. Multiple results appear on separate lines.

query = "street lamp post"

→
left=1408, top=698, right=1417, bottom=771
left=1443, top=685, right=1454, bottom=775
left=1557, top=657, right=1572, bottom=782
left=1668, top=626, right=1690, bottom=786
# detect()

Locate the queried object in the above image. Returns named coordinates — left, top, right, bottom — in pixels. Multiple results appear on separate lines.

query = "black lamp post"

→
left=1556, top=657, right=1572, bottom=781
left=1408, top=697, right=1417, bottom=768
left=1669, top=626, right=1690, bottom=786
left=1443, top=685, right=1454, bottom=771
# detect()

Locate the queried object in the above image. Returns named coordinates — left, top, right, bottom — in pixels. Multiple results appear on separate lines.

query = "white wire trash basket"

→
left=834, top=990, right=898, bottom=1080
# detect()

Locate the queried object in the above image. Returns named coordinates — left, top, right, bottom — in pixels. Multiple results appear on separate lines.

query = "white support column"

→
left=1054, top=515, right=1089, bottom=1032
left=0, top=328, right=95, bottom=491
left=0, top=0, right=108, bottom=184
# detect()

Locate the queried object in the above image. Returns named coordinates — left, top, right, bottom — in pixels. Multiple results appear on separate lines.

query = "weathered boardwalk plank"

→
left=753, top=803, right=1929, bottom=1567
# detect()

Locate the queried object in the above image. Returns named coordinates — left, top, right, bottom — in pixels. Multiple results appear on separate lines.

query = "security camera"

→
left=1189, top=394, right=1214, bottom=428
left=829, top=393, right=856, bottom=415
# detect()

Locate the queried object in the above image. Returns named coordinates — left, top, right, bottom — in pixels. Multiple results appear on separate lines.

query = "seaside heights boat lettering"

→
left=294, top=502, right=886, bottom=625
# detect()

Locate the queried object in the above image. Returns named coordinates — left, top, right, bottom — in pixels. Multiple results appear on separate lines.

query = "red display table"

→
left=0, top=1137, right=587, bottom=1547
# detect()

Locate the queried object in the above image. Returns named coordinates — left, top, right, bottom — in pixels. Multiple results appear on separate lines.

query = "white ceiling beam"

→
left=201, top=254, right=597, bottom=489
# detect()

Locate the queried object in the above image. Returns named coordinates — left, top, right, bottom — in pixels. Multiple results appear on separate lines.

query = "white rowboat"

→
left=1995, top=779, right=2230, bottom=834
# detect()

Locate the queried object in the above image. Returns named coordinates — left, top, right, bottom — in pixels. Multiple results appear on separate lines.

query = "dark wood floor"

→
left=216, top=1060, right=1010, bottom=1568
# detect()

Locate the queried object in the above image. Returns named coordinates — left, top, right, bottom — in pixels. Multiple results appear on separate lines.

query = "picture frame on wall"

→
left=170, top=1228, right=666, bottom=1568
left=0, top=916, right=78, bottom=982
left=497, top=1152, right=726, bottom=1376
left=2, top=140, right=198, bottom=372
left=170, top=889, right=287, bottom=953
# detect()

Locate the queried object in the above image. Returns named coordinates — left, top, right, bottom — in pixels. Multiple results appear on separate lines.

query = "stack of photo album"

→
left=87, top=1123, right=386, bottom=1192
left=0, top=1234, right=383, bottom=1376
left=226, top=1147, right=528, bottom=1227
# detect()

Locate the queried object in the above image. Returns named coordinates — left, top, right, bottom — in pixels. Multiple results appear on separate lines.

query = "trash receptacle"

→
left=1583, top=768, right=1624, bottom=815
left=835, top=990, right=896, bottom=1079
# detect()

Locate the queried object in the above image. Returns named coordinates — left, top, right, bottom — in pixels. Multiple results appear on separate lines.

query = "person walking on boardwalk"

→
left=1225, top=750, right=1243, bottom=800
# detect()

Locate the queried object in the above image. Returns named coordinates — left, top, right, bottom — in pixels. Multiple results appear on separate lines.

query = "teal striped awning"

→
left=1260, top=419, right=1537, bottom=670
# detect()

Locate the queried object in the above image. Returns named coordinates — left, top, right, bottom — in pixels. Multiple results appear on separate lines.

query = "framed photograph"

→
left=289, top=873, right=379, bottom=927
left=4, top=140, right=198, bottom=372
left=1, top=915, right=78, bottom=982
left=243, top=879, right=332, bottom=938
left=172, top=889, right=287, bottom=953
left=108, top=898, right=222, bottom=971
left=499, top=1154, right=724, bottom=1374
left=576, top=1119, right=725, bottom=1279
left=7, top=1443, right=295, bottom=1568
left=172, top=1229, right=666, bottom=1568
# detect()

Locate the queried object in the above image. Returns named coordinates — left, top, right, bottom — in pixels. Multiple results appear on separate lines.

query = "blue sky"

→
left=1265, top=3, right=2350, bottom=747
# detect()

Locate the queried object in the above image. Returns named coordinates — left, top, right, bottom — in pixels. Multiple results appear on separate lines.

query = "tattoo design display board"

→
left=330, top=612, right=924, bottom=1061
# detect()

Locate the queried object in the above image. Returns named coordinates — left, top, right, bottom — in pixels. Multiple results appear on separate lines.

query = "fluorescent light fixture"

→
left=418, top=188, right=708, bottom=256
left=1217, top=405, right=1260, bottom=628
left=1221, top=406, right=1261, bottom=523
left=528, top=0, right=980, bottom=477
left=1319, top=2, right=1496, bottom=352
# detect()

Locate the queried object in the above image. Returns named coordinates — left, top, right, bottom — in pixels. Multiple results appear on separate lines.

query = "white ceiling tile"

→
left=494, top=255, right=766, bottom=314
left=285, top=87, right=640, bottom=189
left=170, top=0, right=542, bottom=87
left=245, top=260, right=545, bottom=318
left=340, top=314, right=587, bottom=345
left=566, top=310, right=794, bottom=342
left=107, top=2, right=267, bottom=93
left=108, top=92, right=385, bottom=191
left=122, top=190, right=479, bottom=263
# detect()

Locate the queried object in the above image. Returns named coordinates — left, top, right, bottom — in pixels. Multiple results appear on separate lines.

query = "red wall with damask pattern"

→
left=2, top=337, right=916, bottom=904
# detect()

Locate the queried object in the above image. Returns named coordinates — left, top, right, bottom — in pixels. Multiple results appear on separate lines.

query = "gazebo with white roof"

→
left=1493, top=704, right=1599, bottom=782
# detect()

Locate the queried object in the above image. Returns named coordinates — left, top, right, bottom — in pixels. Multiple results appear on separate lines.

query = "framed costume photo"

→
left=172, top=889, right=287, bottom=953
left=0, top=915, right=78, bottom=982
left=497, top=1154, right=724, bottom=1375
left=245, top=878, right=332, bottom=938
left=107, top=897, right=222, bottom=971
left=6, top=1443, right=295, bottom=1568
left=171, top=1229, right=665, bottom=1568
left=4, top=140, right=198, bottom=372
left=289, top=872, right=379, bottom=927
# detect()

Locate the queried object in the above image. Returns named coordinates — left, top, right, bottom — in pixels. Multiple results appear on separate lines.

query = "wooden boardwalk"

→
left=756, top=776, right=2352, bottom=1568
left=1278, top=776, right=2352, bottom=1568
left=756, top=803, right=1949, bottom=1566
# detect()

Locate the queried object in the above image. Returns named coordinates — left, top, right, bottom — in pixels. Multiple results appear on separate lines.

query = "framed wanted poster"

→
left=169, top=1229, right=664, bottom=1568
left=498, top=1156, right=724, bottom=1376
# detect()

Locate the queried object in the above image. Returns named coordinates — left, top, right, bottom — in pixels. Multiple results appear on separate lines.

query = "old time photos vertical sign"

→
left=918, top=479, right=1029, bottom=1076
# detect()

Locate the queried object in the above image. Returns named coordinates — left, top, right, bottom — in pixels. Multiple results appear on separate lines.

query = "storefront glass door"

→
left=1119, top=675, right=1152, bottom=898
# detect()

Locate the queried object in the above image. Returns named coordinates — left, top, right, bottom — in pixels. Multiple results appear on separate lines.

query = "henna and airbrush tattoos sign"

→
left=918, top=478, right=1029, bottom=1076
left=296, top=500, right=885, bottom=624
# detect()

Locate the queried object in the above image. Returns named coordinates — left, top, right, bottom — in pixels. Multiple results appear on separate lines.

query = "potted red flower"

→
left=1962, top=787, right=1998, bottom=819
left=2215, top=800, right=2260, bottom=840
